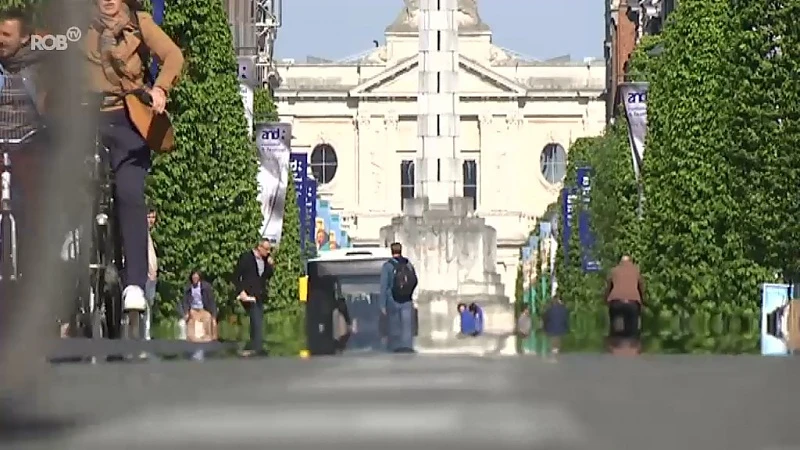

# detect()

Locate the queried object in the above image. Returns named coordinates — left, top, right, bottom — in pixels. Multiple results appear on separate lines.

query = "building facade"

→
left=272, top=4, right=605, bottom=301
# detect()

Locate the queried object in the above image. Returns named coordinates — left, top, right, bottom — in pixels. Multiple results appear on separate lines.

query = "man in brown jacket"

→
left=604, top=255, right=645, bottom=337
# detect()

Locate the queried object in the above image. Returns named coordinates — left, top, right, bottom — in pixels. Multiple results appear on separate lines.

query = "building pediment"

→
left=348, top=55, right=528, bottom=98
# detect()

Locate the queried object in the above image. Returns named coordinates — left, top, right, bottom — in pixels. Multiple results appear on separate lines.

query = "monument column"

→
left=356, top=114, right=384, bottom=212
left=416, top=0, right=460, bottom=206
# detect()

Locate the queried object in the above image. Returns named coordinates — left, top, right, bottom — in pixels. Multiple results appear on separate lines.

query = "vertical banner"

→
left=306, top=179, right=317, bottom=248
left=315, top=200, right=332, bottom=252
left=761, top=283, right=793, bottom=356
left=255, top=122, right=292, bottom=242
left=290, top=153, right=308, bottom=250
left=576, top=167, right=599, bottom=272
left=619, top=82, right=649, bottom=181
left=240, top=84, right=254, bottom=138
left=560, top=187, right=578, bottom=265
left=329, top=214, right=342, bottom=250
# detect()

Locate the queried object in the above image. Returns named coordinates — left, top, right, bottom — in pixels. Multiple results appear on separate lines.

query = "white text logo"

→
left=31, top=27, right=82, bottom=51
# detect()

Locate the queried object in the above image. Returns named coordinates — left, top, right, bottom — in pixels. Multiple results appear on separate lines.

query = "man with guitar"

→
left=85, top=0, right=184, bottom=311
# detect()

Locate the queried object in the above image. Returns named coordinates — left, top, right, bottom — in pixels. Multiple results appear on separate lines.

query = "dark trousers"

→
left=608, top=300, right=641, bottom=337
left=98, top=109, right=150, bottom=291
left=386, top=300, right=414, bottom=351
left=244, top=300, right=265, bottom=352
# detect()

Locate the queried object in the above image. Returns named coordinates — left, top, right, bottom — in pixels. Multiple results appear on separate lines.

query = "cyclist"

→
left=0, top=8, right=46, bottom=280
left=85, top=0, right=183, bottom=310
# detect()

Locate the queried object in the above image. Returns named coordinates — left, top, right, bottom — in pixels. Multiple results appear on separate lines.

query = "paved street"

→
left=2, top=353, right=798, bottom=450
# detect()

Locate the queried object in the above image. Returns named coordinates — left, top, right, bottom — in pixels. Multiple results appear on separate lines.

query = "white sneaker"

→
left=123, top=285, right=147, bottom=311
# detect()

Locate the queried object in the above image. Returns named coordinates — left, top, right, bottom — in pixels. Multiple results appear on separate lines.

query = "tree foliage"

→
left=640, top=0, right=770, bottom=316
left=727, top=0, right=800, bottom=281
left=554, top=137, right=604, bottom=310
left=253, top=87, right=278, bottom=123
left=147, top=0, right=262, bottom=320
left=268, top=168, right=302, bottom=311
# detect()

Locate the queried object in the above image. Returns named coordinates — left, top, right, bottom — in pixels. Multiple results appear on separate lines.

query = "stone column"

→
left=384, top=111, right=400, bottom=213
left=504, top=111, right=524, bottom=209
left=417, top=0, right=460, bottom=205
left=356, top=114, right=383, bottom=212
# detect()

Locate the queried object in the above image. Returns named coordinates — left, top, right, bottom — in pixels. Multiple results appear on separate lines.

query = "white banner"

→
left=619, top=82, right=649, bottom=180
left=239, top=83, right=254, bottom=138
left=255, top=122, right=292, bottom=242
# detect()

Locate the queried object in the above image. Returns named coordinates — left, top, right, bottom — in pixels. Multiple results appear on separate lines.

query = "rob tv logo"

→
left=30, top=27, right=82, bottom=51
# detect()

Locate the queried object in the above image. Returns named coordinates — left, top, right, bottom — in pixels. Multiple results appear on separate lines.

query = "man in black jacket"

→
left=233, top=239, right=274, bottom=356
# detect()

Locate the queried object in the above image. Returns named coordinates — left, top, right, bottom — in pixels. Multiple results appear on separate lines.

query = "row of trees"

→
left=553, top=0, right=800, bottom=320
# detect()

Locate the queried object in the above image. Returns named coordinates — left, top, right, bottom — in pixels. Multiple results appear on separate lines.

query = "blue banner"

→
left=306, top=180, right=317, bottom=248
left=561, top=187, right=578, bottom=265
left=150, top=0, right=164, bottom=79
left=576, top=167, right=599, bottom=272
left=290, top=153, right=307, bottom=249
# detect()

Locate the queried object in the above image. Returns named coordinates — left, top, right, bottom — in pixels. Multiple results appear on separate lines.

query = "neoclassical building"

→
left=273, top=1, right=605, bottom=300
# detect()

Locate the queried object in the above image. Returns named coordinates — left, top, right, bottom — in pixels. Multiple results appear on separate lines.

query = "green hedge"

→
left=147, top=0, right=262, bottom=321
left=551, top=0, right=800, bottom=320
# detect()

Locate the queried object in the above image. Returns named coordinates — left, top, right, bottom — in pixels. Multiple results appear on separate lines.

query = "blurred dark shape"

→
left=608, top=300, right=641, bottom=338
left=542, top=297, right=569, bottom=338
left=0, top=0, right=96, bottom=402
left=606, top=335, right=642, bottom=356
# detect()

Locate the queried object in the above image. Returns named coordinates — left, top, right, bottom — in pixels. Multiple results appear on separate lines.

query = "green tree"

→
left=253, top=87, right=278, bottom=123
left=148, top=0, right=261, bottom=321
left=640, top=0, right=769, bottom=316
left=554, top=137, right=605, bottom=310
left=589, top=119, right=642, bottom=275
left=728, top=0, right=800, bottom=282
left=268, top=169, right=302, bottom=311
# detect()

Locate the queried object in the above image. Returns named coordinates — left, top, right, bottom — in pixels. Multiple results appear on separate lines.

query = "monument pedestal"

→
left=380, top=197, right=515, bottom=355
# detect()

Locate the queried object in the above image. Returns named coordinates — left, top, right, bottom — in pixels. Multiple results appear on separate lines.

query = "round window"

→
left=540, top=143, right=566, bottom=184
left=310, top=143, right=338, bottom=184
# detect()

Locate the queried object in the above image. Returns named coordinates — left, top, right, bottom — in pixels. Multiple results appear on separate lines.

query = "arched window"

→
left=310, top=143, right=338, bottom=184
left=540, top=143, right=566, bottom=184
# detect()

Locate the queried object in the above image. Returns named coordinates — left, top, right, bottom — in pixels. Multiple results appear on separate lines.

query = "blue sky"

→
left=274, top=0, right=605, bottom=61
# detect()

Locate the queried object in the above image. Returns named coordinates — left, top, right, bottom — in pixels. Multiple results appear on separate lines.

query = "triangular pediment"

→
left=348, top=55, right=528, bottom=97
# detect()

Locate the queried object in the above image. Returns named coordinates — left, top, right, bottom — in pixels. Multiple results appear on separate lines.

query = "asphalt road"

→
left=2, top=353, right=798, bottom=450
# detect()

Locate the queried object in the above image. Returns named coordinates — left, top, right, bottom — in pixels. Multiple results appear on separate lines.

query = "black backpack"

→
left=390, top=259, right=417, bottom=302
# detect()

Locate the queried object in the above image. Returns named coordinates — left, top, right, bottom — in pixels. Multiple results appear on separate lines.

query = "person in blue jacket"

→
left=379, top=242, right=418, bottom=352
left=469, top=303, right=484, bottom=336
left=458, top=303, right=476, bottom=335
left=542, top=295, right=569, bottom=354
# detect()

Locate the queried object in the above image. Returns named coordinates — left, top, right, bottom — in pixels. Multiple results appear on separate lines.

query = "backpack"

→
left=390, top=259, right=417, bottom=302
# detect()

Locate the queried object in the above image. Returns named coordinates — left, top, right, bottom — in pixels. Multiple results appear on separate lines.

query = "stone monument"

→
left=380, top=0, right=514, bottom=355
left=387, top=0, right=489, bottom=33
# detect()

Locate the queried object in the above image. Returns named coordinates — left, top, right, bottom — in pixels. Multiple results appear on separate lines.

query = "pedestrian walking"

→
left=542, top=296, right=569, bottom=354
left=604, top=255, right=645, bottom=338
left=379, top=242, right=418, bottom=352
left=233, top=239, right=273, bottom=356
left=144, top=207, right=158, bottom=340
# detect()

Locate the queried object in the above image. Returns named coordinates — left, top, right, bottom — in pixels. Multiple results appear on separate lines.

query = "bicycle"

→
left=75, top=89, right=156, bottom=341
left=0, top=128, right=39, bottom=285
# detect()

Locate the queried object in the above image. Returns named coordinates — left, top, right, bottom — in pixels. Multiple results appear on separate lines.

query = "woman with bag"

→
left=85, top=0, right=184, bottom=312
left=181, top=270, right=217, bottom=342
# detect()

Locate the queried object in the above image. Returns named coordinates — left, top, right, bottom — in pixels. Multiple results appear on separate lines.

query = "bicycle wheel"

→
left=0, top=213, right=12, bottom=282
left=104, top=194, right=124, bottom=339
